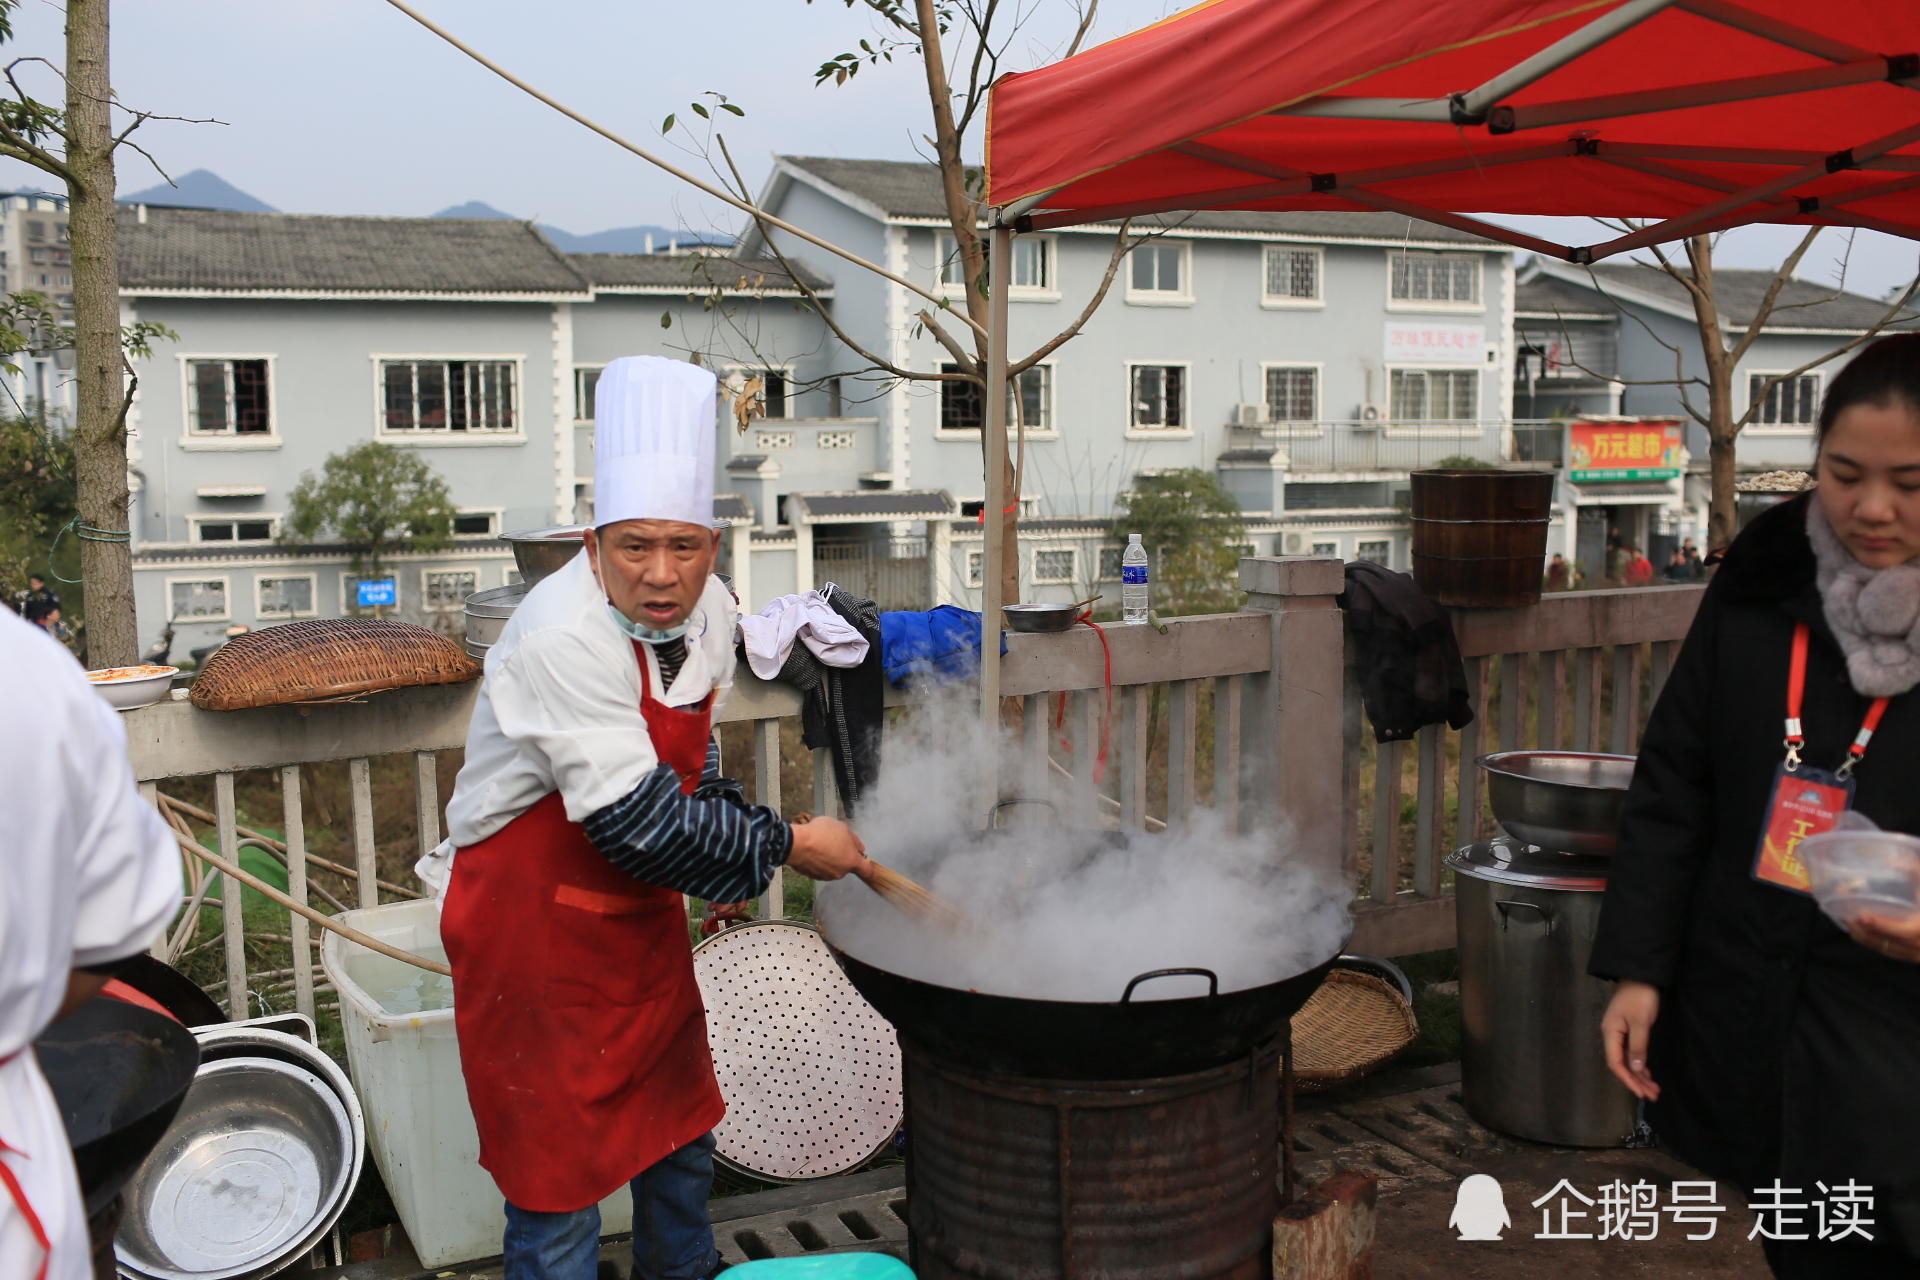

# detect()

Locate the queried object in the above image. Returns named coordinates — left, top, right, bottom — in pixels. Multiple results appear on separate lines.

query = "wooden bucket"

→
left=1410, top=469, right=1556, bottom=608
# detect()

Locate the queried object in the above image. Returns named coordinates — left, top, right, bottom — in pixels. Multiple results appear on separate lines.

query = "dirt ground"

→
left=1375, top=1147, right=1771, bottom=1279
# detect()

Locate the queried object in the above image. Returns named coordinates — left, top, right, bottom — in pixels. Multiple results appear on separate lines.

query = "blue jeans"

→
left=502, top=1132, right=721, bottom=1280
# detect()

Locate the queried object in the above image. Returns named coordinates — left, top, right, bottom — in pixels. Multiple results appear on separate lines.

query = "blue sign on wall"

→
left=357, top=577, right=397, bottom=608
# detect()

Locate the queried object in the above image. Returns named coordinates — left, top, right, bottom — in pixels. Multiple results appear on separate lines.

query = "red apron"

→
left=441, top=641, right=723, bottom=1212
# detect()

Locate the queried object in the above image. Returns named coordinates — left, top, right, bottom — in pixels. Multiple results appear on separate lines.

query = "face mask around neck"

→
left=606, top=602, right=690, bottom=646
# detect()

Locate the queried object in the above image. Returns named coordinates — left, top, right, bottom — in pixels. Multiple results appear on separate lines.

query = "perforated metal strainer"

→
left=691, top=920, right=902, bottom=1183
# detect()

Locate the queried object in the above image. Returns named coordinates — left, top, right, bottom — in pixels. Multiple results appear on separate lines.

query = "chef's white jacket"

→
left=0, top=611, right=178, bottom=1280
left=441, top=552, right=738, bottom=856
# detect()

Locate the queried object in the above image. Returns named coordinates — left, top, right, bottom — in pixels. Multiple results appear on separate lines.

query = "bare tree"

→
left=1537, top=226, right=1918, bottom=550
left=0, top=0, right=203, bottom=663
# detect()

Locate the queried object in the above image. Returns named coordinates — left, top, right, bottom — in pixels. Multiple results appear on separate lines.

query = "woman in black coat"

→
left=1590, top=333, right=1920, bottom=1279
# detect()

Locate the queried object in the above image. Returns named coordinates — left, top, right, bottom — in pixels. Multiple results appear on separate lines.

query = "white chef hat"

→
left=592, top=355, right=717, bottom=529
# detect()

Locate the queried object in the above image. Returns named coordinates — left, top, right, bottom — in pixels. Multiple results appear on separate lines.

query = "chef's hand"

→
left=1849, top=910, right=1920, bottom=963
left=1600, top=980, right=1661, bottom=1102
left=787, top=816, right=868, bottom=881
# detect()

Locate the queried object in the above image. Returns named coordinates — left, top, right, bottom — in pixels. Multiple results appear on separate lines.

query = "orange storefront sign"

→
left=1567, top=420, right=1684, bottom=482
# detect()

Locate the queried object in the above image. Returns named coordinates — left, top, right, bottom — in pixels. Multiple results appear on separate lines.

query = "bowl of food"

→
left=1477, top=751, right=1636, bottom=855
left=86, top=664, right=179, bottom=711
left=1800, top=829, right=1920, bottom=929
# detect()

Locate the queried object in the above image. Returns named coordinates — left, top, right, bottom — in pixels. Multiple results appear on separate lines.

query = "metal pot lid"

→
left=1446, top=837, right=1611, bottom=891
left=692, top=920, right=902, bottom=1183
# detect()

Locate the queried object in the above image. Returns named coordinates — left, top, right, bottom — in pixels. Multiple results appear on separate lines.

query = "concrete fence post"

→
left=1239, top=556, right=1346, bottom=880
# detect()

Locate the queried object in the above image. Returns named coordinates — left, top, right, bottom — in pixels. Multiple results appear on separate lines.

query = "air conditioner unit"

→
left=1283, top=532, right=1305, bottom=553
left=1356, top=403, right=1386, bottom=425
left=1231, top=403, right=1266, bottom=427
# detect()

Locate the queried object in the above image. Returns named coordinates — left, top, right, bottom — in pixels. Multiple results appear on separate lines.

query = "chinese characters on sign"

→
left=1515, top=1178, right=1874, bottom=1244
left=1383, top=321, right=1486, bottom=364
left=1568, top=420, right=1685, bottom=482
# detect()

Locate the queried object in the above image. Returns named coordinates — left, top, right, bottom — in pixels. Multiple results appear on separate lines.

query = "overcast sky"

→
left=1, top=0, right=1913, bottom=296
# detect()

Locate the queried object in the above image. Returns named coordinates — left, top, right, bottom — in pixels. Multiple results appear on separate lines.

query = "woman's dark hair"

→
left=1818, top=332, right=1920, bottom=439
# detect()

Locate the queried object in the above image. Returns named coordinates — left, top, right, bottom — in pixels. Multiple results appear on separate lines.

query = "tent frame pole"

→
left=981, top=224, right=1012, bottom=748
left=1453, top=0, right=1678, bottom=122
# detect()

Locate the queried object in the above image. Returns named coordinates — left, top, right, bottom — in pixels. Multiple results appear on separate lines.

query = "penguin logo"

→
left=1448, top=1174, right=1511, bottom=1241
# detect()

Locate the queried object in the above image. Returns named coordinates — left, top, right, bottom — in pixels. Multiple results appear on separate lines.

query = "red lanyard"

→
left=1785, top=622, right=1890, bottom=778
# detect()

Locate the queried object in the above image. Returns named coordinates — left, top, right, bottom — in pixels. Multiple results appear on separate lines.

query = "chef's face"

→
left=1816, top=398, right=1920, bottom=569
left=587, top=519, right=720, bottom=631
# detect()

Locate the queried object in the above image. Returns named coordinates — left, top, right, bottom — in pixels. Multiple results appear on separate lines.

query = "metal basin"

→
left=464, top=581, right=531, bottom=659
left=1002, top=602, right=1080, bottom=633
left=1477, top=750, right=1636, bottom=855
left=117, top=1054, right=358, bottom=1280
left=502, top=524, right=588, bottom=585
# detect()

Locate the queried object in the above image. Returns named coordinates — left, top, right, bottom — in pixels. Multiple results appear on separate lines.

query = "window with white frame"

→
left=965, top=549, right=986, bottom=588
left=938, top=234, right=1053, bottom=292
left=187, top=359, right=271, bottom=435
left=1357, top=540, right=1391, bottom=567
left=169, top=578, right=229, bottom=621
left=1263, top=367, right=1318, bottom=422
left=380, top=359, right=517, bottom=433
left=452, top=511, right=499, bottom=537
left=574, top=366, right=601, bottom=422
left=255, top=574, right=316, bottom=619
left=1098, top=546, right=1124, bottom=580
left=1311, top=540, right=1338, bottom=557
left=191, top=517, right=276, bottom=543
left=1389, top=251, right=1481, bottom=305
left=1033, top=548, right=1078, bottom=584
left=422, top=569, right=479, bottom=611
left=341, top=575, right=398, bottom=614
left=1130, top=364, right=1186, bottom=430
left=1263, top=246, right=1321, bottom=303
left=938, top=363, right=1052, bottom=433
left=1128, top=241, right=1188, bottom=299
left=728, top=368, right=790, bottom=420
left=1389, top=368, right=1478, bottom=421
left=1749, top=372, right=1822, bottom=426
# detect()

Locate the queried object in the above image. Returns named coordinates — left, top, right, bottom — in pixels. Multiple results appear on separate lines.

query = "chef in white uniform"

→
left=434, top=355, right=865, bottom=1280
left=0, top=610, right=179, bottom=1280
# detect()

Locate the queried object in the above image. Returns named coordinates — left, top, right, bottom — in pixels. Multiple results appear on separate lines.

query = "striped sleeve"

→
left=582, top=762, right=791, bottom=902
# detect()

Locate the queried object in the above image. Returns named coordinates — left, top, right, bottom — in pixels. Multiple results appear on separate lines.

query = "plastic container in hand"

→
left=1799, top=828, right=1920, bottom=929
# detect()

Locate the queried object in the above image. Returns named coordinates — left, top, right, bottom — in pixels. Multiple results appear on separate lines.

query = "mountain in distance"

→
left=430, top=201, right=727, bottom=253
left=120, top=169, right=277, bottom=213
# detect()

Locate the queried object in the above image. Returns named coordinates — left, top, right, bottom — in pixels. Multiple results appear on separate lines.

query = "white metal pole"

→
left=981, top=226, right=1012, bottom=735
left=1453, top=0, right=1678, bottom=122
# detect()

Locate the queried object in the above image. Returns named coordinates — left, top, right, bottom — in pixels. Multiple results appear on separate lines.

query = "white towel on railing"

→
left=738, top=591, right=869, bottom=679
left=414, top=838, right=456, bottom=897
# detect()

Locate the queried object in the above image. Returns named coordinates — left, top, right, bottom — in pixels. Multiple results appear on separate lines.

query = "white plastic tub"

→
left=321, top=899, right=635, bottom=1268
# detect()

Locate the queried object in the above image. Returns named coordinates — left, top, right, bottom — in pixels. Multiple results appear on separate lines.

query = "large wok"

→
left=34, top=997, right=202, bottom=1215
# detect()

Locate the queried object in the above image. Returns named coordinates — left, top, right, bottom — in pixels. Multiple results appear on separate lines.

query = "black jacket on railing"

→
left=1336, top=561, right=1474, bottom=743
left=1590, top=495, right=1920, bottom=1264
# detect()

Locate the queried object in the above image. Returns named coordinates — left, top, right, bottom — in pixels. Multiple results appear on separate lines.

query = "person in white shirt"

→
left=0, top=609, right=179, bottom=1280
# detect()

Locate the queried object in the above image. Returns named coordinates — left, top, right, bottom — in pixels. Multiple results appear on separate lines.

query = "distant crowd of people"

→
left=1544, top=527, right=1710, bottom=592
left=5, top=572, right=65, bottom=637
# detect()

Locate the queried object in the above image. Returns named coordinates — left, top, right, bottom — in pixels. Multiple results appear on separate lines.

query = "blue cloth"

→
left=502, top=1132, right=720, bottom=1280
left=728, top=1256, right=917, bottom=1277
left=878, top=606, right=1003, bottom=687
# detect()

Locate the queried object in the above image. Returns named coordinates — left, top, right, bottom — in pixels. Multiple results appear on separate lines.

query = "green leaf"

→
left=662, top=113, right=676, bottom=133
left=660, top=311, right=673, bottom=329
left=692, top=102, right=710, bottom=119
left=720, top=102, right=745, bottom=117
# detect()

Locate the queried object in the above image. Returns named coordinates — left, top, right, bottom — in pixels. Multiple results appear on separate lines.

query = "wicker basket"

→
left=1289, top=968, right=1420, bottom=1093
left=189, top=619, right=481, bottom=711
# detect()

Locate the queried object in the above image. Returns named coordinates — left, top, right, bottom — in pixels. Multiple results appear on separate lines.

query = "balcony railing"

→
left=1509, top=421, right=1566, bottom=466
left=122, top=567, right=1704, bottom=1027
left=1234, top=419, right=1507, bottom=473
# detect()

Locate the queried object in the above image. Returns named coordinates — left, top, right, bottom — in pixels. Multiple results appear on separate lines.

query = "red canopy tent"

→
left=967, top=0, right=1920, bottom=716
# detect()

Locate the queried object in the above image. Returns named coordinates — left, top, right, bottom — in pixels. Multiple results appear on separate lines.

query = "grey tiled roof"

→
left=779, top=155, right=1494, bottom=244
left=1537, top=262, right=1918, bottom=331
left=570, top=253, right=830, bottom=294
left=798, top=490, right=955, bottom=519
left=713, top=494, right=753, bottom=522
left=119, top=206, right=589, bottom=293
left=1516, top=274, right=1616, bottom=317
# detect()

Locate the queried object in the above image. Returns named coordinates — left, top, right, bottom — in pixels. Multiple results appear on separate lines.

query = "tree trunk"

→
left=65, top=0, right=135, bottom=665
left=1708, top=416, right=1739, bottom=552
left=1679, top=236, right=1741, bottom=554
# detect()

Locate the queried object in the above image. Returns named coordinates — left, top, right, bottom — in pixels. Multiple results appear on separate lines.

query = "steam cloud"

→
left=816, top=695, right=1353, bottom=1002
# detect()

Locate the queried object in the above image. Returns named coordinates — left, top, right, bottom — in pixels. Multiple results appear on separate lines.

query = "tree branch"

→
left=1008, top=219, right=1140, bottom=377
left=1735, top=276, right=1920, bottom=433
left=1064, top=0, right=1102, bottom=57
left=1728, top=226, right=1821, bottom=365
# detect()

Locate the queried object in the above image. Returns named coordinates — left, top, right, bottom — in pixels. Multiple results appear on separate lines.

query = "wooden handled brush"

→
left=791, top=812, right=970, bottom=928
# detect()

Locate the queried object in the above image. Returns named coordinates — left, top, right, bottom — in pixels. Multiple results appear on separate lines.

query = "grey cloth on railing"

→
left=771, top=582, right=884, bottom=813
left=1336, top=562, right=1474, bottom=743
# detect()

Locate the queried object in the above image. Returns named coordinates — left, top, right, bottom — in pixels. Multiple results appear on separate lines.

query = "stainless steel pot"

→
left=502, top=524, right=588, bottom=585
left=464, top=582, right=531, bottom=660
left=1448, top=838, right=1638, bottom=1147
left=1002, top=602, right=1081, bottom=633
left=1478, top=750, right=1635, bottom=855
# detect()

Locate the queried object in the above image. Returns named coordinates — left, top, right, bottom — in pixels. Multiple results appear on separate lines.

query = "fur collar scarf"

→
left=1805, top=499, right=1920, bottom=698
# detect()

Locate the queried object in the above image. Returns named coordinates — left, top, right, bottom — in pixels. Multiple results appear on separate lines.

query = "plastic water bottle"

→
left=1121, top=532, right=1150, bottom=625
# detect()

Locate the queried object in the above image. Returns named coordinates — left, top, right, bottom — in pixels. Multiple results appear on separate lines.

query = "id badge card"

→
left=1751, top=764, right=1855, bottom=895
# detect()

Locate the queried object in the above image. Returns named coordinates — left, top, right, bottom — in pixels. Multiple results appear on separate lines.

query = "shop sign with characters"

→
left=1568, top=420, right=1685, bottom=482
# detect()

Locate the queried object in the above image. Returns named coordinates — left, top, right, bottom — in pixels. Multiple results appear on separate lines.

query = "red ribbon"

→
left=0, top=1133, right=50, bottom=1280
left=1051, top=612, right=1114, bottom=786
